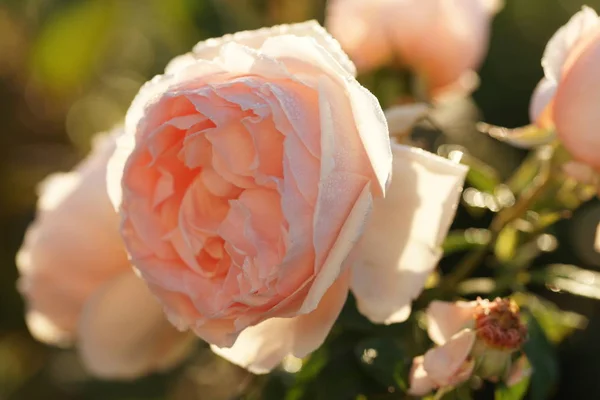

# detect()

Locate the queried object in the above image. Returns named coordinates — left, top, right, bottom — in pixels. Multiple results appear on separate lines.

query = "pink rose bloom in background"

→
left=17, top=131, right=194, bottom=379
left=326, top=0, right=502, bottom=96
left=108, top=21, right=468, bottom=373
left=529, top=6, right=600, bottom=171
left=409, top=298, right=529, bottom=396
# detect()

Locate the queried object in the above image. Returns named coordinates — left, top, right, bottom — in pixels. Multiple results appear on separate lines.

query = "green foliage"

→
left=30, top=0, right=117, bottom=93
left=465, top=157, right=502, bottom=195
left=514, top=293, right=587, bottom=344
left=495, top=378, right=530, bottom=400
left=532, top=264, right=600, bottom=301
left=354, top=337, right=409, bottom=392
left=285, top=334, right=371, bottom=400
left=495, top=226, right=519, bottom=263
left=443, top=229, right=491, bottom=256
left=522, top=312, right=559, bottom=400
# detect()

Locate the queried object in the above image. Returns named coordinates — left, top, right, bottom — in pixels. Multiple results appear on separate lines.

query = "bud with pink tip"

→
left=409, top=298, right=529, bottom=396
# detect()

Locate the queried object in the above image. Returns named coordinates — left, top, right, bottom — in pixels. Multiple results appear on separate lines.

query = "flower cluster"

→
left=14, top=1, right=600, bottom=399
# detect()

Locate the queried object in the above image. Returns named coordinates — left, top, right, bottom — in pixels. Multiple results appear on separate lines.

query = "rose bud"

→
left=409, top=298, right=529, bottom=396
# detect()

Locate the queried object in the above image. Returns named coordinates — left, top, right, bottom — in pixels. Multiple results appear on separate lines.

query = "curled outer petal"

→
left=351, top=144, right=468, bottom=324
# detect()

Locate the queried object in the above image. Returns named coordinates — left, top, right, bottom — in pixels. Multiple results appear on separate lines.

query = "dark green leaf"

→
left=522, top=312, right=559, bottom=400
left=513, top=293, right=587, bottom=344
left=337, top=294, right=376, bottom=333
left=286, top=333, right=373, bottom=400
left=354, top=337, right=408, bottom=392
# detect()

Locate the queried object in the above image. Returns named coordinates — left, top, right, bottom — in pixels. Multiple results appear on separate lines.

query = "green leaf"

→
left=495, top=226, right=519, bottom=263
left=443, top=229, right=491, bottom=256
left=522, top=312, right=559, bottom=400
left=354, top=337, right=408, bottom=392
left=286, top=333, right=372, bottom=400
left=513, top=293, right=587, bottom=344
left=430, top=383, right=474, bottom=400
left=438, top=145, right=501, bottom=194
left=466, top=162, right=502, bottom=194
left=531, top=264, right=600, bottom=301
left=506, top=151, right=543, bottom=195
left=534, top=211, right=569, bottom=231
left=478, top=123, right=555, bottom=150
left=495, top=377, right=530, bottom=400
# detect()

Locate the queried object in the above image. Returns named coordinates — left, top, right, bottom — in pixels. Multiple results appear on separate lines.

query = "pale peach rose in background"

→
left=409, top=299, right=529, bottom=396
left=530, top=6, right=600, bottom=169
left=108, top=22, right=468, bottom=373
left=326, top=0, right=502, bottom=95
left=17, top=131, right=194, bottom=379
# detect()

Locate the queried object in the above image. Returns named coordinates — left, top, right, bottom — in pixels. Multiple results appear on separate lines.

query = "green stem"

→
left=440, top=146, right=556, bottom=294
left=433, top=386, right=454, bottom=400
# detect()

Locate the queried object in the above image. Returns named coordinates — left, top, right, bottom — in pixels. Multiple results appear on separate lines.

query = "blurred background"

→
left=1, top=0, right=600, bottom=399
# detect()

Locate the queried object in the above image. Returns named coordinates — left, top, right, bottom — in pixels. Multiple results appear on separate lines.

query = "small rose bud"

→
left=409, top=298, right=529, bottom=396
left=470, top=298, right=528, bottom=380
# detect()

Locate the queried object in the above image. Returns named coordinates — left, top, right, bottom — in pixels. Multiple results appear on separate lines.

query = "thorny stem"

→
left=440, top=145, right=557, bottom=294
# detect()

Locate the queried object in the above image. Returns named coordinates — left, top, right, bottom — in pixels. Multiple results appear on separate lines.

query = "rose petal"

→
left=351, top=144, right=468, bottom=324
left=300, top=183, right=371, bottom=314
left=346, top=80, right=393, bottom=196
left=78, top=271, right=195, bottom=379
left=427, top=301, right=477, bottom=345
left=17, top=132, right=129, bottom=342
left=107, top=129, right=136, bottom=210
left=529, top=78, right=557, bottom=128
left=326, top=0, right=393, bottom=72
left=210, top=269, right=350, bottom=374
left=422, top=329, right=476, bottom=386
left=553, top=27, right=600, bottom=169
left=506, top=356, right=531, bottom=387
left=481, top=0, right=504, bottom=14
left=542, top=6, right=599, bottom=83
left=170, top=21, right=356, bottom=78
left=408, top=356, right=436, bottom=396
left=384, top=103, right=430, bottom=137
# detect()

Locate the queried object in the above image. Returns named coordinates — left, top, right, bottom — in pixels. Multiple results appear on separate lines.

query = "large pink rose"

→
left=17, top=131, right=194, bottom=379
left=530, top=6, right=600, bottom=170
left=108, top=22, right=468, bottom=373
left=326, top=0, right=502, bottom=95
